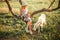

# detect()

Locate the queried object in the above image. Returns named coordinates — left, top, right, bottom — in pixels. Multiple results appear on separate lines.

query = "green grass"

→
left=0, top=0, right=60, bottom=40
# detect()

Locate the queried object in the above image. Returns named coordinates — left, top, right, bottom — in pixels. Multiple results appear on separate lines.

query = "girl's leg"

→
left=27, top=20, right=33, bottom=34
left=25, top=22, right=29, bottom=33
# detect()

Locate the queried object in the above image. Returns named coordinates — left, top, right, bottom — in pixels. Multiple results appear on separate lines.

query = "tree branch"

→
left=5, top=0, right=60, bottom=18
left=5, top=0, right=27, bottom=23
left=31, top=0, right=60, bottom=17
left=5, top=0, right=18, bottom=18
left=19, top=0, right=22, bottom=5
left=5, top=0, right=24, bottom=21
left=48, top=0, right=55, bottom=9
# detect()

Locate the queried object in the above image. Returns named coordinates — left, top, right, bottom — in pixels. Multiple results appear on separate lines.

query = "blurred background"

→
left=0, top=0, right=60, bottom=40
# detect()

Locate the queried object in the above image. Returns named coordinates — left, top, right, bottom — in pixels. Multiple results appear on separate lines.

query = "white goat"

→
left=33, top=14, right=46, bottom=32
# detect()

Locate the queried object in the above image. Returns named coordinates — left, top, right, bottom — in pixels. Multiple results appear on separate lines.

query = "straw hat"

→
left=21, top=0, right=27, bottom=6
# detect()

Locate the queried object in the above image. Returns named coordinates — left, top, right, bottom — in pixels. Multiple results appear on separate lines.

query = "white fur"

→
left=33, top=14, right=46, bottom=32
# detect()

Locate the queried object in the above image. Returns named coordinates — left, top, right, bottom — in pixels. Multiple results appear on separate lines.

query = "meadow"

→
left=0, top=0, right=60, bottom=40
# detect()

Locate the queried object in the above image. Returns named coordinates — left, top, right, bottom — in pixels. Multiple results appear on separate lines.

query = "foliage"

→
left=0, top=0, right=60, bottom=40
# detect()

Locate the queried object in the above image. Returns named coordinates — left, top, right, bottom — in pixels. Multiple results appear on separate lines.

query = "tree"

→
left=5, top=0, right=27, bottom=22
left=31, top=0, right=60, bottom=17
left=5, top=0, right=60, bottom=21
left=0, top=0, right=5, bottom=2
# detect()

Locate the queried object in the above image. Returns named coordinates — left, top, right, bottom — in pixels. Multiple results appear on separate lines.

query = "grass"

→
left=0, top=0, right=60, bottom=40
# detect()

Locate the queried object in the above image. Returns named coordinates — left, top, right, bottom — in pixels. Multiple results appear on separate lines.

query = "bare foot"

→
left=25, top=28, right=29, bottom=33
left=29, top=30, right=33, bottom=35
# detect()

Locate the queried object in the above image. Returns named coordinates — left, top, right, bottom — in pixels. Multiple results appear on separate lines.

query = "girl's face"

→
left=22, top=6, right=27, bottom=9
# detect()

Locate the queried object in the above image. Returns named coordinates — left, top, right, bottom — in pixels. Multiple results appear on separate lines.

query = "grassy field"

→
left=0, top=0, right=60, bottom=40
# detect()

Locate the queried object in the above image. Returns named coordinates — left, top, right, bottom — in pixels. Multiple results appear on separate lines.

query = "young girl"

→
left=20, top=2, right=33, bottom=34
